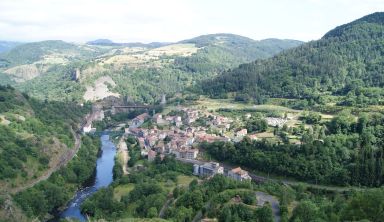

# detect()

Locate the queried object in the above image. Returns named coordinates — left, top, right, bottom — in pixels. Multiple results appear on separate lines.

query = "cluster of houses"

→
left=118, top=107, right=292, bottom=184
left=193, top=162, right=252, bottom=182
left=125, top=108, right=235, bottom=162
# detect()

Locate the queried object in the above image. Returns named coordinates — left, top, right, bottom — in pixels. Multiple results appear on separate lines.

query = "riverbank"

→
left=13, top=136, right=101, bottom=221
left=56, top=133, right=117, bottom=221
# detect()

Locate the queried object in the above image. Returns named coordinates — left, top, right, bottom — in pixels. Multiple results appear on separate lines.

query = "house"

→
left=155, top=141, right=166, bottom=153
left=175, top=116, right=183, bottom=127
left=127, top=127, right=140, bottom=136
left=228, top=167, right=252, bottom=181
left=236, top=129, right=248, bottom=137
left=153, top=113, right=167, bottom=124
left=186, top=149, right=199, bottom=159
left=158, top=132, right=167, bottom=140
left=193, top=162, right=224, bottom=177
left=213, top=116, right=230, bottom=125
left=83, top=123, right=96, bottom=134
left=153, top=113, right=162, bottom=122
left=148, top=149, right=157, bottom=161
left=145, top=136, right=157, bottom=147
left=130, top=113, right=150, bottom=128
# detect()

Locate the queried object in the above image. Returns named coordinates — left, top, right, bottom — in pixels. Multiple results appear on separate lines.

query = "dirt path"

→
left=158, top=196, right=173, bottom=218
left=256, top=191, right=280, bottom=222
left=10, top=128, right=82, bottom=194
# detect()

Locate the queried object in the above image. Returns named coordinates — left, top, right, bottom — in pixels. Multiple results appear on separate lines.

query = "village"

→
left=122, top=107, right=269, bottom=182
left=82, top=103, right=294, bottom=183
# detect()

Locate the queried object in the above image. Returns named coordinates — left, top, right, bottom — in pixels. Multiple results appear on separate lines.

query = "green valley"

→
left=0, top=6, right=384, bottom=222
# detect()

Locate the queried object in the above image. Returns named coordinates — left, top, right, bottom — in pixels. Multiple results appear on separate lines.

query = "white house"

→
left=83, top=123, right=96, bottom=134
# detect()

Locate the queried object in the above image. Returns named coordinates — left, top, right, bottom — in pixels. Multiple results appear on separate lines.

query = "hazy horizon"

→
left=0, top=0, right=383, bottom=43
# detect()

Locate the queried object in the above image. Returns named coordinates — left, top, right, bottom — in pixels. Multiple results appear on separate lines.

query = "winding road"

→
left=10, top=127, right=82, bottom=194
left=9, top=110, right=98, bottom=194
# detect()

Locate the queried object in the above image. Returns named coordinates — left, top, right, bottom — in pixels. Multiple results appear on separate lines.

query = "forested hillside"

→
left=177, top=34, right=302, bottom=73
left=201, top=12, right=384, bottom=106
left=0, top=85, right=89, bottom=192
left=0, top=34, right=302, bottom=103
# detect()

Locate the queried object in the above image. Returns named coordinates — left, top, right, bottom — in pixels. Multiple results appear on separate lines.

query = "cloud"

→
left=0, top=0, right=383, bottom=42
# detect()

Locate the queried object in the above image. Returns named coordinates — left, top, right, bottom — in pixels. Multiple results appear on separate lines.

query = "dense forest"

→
left=201, top=12, right=384, bottom=106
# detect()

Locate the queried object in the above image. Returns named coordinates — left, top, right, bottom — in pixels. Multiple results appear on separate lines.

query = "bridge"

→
left=113, top=105, right=152, bottom=109
left=111, top=105, right=153, bottom=114
left=91, top=130, right=125, bottom=137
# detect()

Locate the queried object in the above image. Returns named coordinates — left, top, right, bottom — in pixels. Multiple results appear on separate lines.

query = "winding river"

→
left=55, top=133, right=116, bottom=221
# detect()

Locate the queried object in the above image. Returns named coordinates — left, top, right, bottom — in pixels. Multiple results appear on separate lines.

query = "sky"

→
left=0, top=0, right=383, bottom=43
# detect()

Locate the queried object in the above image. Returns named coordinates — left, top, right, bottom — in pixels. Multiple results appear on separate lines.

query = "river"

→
left=54, top=133, right=116, bottom=221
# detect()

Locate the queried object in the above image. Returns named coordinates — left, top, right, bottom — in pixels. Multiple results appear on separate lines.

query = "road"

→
left=10, top=128, right=82, bottom=194
left=9, top=110, right=97, bottom=194
left=256, top=191, right=280, bottom=222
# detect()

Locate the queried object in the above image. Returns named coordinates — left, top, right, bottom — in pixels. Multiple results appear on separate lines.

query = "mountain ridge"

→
left=201, top=12, right=384, bottom=106
left=0, top=33, right=303, bottom=103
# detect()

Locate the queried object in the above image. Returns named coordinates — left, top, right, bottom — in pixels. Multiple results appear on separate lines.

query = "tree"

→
left=341, top=189, right=384, bottom=222
left=255, top=205, right=274, bottom=222
left=173, top=206, right=194, bottom=222
left=147, top=207, right=158, bottom=218
left=291, top=200, right=319, bottom=222
left=246, top=118, right=268, bottom=133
